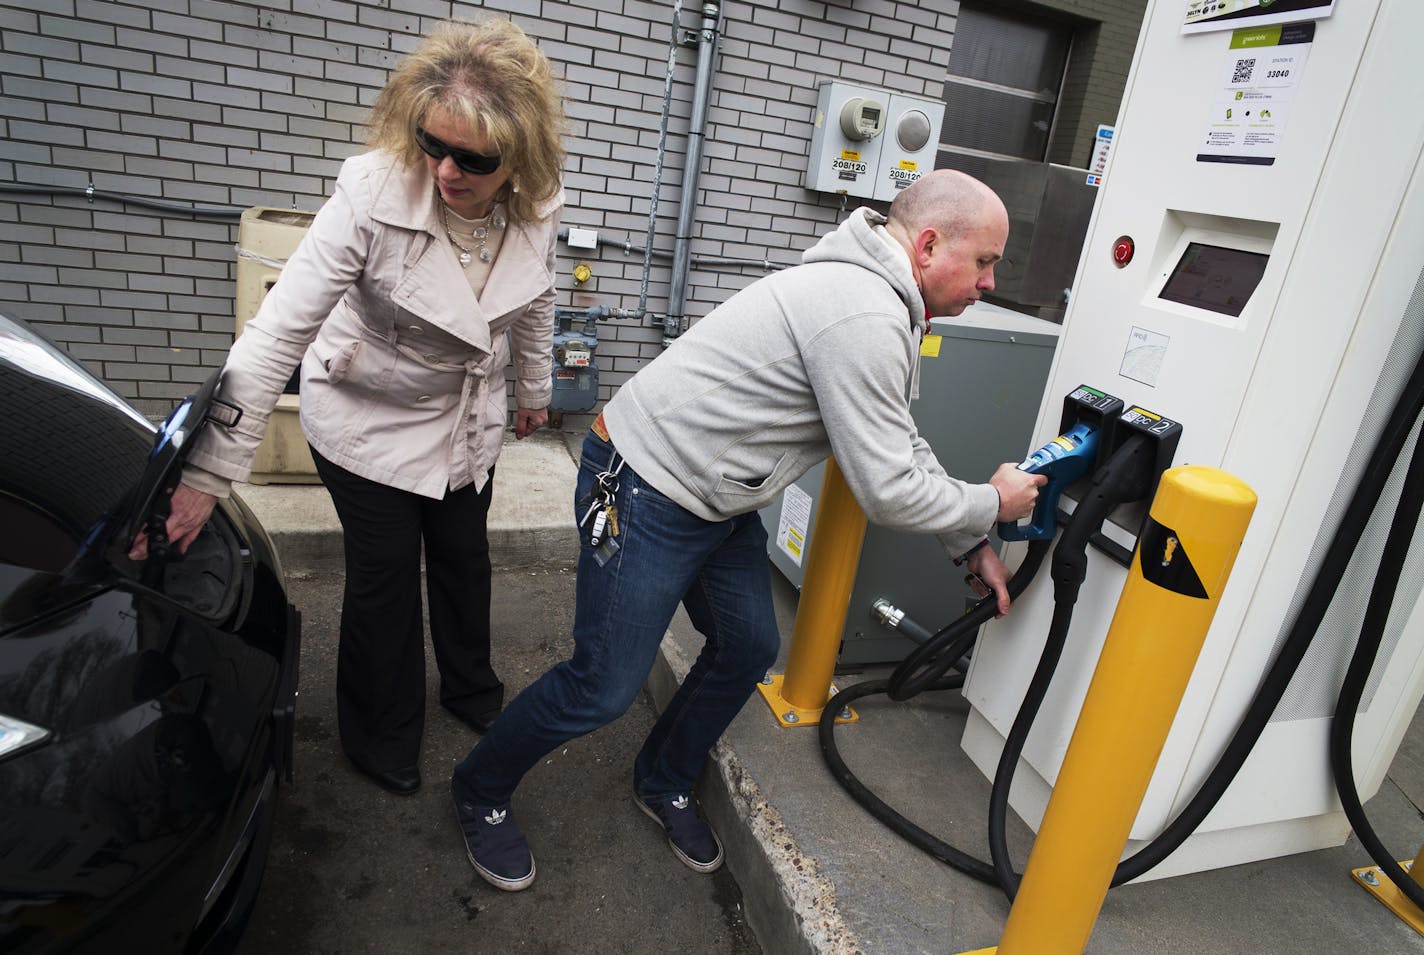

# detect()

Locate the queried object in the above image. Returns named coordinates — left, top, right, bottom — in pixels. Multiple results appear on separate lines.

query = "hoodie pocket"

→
left=708, top=451, right=797, bottom=511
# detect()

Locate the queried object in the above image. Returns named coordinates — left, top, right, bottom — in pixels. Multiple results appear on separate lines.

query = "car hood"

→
left=0, top=313, right=223, bottom=606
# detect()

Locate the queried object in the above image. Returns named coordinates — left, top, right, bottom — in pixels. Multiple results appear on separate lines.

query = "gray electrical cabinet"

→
left=760, top=303, right=1060, bottom=666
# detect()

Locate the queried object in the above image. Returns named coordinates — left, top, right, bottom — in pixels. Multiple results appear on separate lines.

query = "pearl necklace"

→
left=437, top=193, right=504, bottom=268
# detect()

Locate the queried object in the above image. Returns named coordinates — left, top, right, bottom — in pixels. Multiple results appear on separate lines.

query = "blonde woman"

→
left=133, top=19, right=566, bottom=796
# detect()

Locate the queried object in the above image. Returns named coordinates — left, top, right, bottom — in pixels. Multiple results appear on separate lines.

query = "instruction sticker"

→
left=775, top=482, right=813, bottom=567
left=1197, top=22, right=1314, bottom=166
left=1120, top=326, right=1170, bottom=387
left=1182, top=0, right=1334, bottom=35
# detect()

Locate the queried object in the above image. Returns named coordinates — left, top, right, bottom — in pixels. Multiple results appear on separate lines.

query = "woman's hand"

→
left=514, top=406, right=548, bottom=439
left=128, top=482, right=218, bottom=560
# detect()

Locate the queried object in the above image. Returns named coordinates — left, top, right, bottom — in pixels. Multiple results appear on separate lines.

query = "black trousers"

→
left=312, top=448, right=504, bottom=772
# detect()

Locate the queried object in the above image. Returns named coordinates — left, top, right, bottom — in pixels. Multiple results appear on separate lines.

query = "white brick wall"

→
left=1, top=0, right=1139, bottom=421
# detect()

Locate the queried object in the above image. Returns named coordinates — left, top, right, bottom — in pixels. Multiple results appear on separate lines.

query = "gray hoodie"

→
left=601, top=207, right=998, bottom=558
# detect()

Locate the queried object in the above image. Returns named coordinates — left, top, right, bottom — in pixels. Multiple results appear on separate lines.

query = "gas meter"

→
left=550, top=308, right=601, bottom=413
left=555, top=339, right=591, bottom=368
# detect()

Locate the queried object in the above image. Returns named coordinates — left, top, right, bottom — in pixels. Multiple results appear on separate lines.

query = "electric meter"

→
left=895, top=109, right=932, bottom=151
left=838, top=97, right=886, bottom=141
left=871, top=93, right=945, bottom=202
left=804, top=82, right=893, bottom=198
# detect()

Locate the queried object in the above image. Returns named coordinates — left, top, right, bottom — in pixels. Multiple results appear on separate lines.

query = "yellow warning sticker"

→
left=785, top=529, right=803, bottom=558
left=840, top=149, right=862, bottom=161
left=920, top=334, right=942, bottom=357
left=899, top=159, right=918, bottom=171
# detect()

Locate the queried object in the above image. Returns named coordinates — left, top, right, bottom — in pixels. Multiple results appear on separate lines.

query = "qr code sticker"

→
left=1232, top=58, right=1255, bottom=84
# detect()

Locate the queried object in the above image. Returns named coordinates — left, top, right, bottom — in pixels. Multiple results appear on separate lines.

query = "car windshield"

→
left=0, top=316, right=155, bottom=574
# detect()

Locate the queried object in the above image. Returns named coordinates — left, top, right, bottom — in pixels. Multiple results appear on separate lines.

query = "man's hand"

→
left=515, top=406, right=548, bottom=439
left=128, top=482, right=218, bottom=561
left=965, top=545, right=1014, bottom=617
left=989, top=462, right=1047, bottom=523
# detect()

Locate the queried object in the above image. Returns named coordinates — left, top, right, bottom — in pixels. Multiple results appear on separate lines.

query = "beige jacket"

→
left=187, top=150, right=562, bottom=499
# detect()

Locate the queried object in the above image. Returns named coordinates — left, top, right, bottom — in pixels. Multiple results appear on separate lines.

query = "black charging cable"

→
left=819, top=435, right=1155, bottom=889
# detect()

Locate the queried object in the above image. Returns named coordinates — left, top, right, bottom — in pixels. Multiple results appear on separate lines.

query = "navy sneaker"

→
left=634, top=788, right=724, bottom=873
left=453, top=794, right=536, bottom=891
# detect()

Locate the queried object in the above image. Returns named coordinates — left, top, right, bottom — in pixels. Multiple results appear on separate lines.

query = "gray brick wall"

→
left=1048, top=0, right=1156, bottom=167
left=2, top=0, right=1139, bottom=421
left=1015, top=0, right=1148, bottom=168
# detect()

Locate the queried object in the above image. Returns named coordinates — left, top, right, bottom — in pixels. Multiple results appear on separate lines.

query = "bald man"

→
left=450, top=170, right=1045, bottom=892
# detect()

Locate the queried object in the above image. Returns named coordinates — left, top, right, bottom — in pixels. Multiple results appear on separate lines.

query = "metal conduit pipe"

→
left=664, top=1, right=723, bottom=345
left=628, top=0, right=685, bottom=323
left=0, top=181, right=247, bottom=219
left=557, top=227, right=783, bottom=273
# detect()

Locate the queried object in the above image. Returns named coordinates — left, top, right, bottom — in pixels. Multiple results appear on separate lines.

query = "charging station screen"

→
left=1157, top=242, right=1269, bottom=318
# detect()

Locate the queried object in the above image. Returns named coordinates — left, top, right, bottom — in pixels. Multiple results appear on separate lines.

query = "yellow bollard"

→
left=959, top=465, right=1256, bottom=954
left=756, top=456, right=865, bottom=727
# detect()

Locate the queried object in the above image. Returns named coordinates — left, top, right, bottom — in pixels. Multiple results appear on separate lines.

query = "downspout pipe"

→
left=664, top=1, right=723, bottom=345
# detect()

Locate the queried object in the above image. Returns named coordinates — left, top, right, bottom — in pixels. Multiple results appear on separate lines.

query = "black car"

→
left=0, top=311, right=299, bottom=953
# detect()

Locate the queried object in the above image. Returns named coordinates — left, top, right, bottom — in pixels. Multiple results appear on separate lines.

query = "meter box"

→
left=806, top=83, right=946, bottom=201
left=871, top=93, right=946, bottom=203
left=804, top=82, right=890, bottom=198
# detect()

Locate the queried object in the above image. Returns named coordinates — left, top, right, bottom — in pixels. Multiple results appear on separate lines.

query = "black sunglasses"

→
left=414, top=126, right=502, bottom=176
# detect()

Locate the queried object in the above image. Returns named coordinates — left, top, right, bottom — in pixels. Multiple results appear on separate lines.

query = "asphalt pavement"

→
left=233, top=427, right=1424, bottom=955
left=234, top=563, right=759, bottom=955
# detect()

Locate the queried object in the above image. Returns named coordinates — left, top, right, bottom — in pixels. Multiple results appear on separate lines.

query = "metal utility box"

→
left=871, top=92, right=946, bottom=203
left=804, top=81, right=890, bottom=199
left=805, top=82, right=946, bottom=202
left=973, top=159, right=1099, bottom=322
left=761, top=304, right=1060, bottom=665
left=235, top=206, right=319, bottom=484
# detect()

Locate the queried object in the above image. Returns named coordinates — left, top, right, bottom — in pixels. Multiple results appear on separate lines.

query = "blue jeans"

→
left=452, top=430, right=781, bottom=806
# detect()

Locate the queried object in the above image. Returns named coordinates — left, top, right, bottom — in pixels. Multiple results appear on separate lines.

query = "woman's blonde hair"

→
left=368, top=18, right=565, bottom=223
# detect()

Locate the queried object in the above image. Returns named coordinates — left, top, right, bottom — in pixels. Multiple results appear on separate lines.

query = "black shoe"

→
left=445, top=704, right=502, bottom=734
left=350, top=759, right=421, bottom=795
left=453, top=793, right=536, bottom=891
left=464, top=710, right=501, bottom=734
left=634, top=788, right=724, bottom=873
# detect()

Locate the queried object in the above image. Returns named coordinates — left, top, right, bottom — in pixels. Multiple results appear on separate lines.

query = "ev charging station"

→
left=961, top=0, right=1424, bottom=879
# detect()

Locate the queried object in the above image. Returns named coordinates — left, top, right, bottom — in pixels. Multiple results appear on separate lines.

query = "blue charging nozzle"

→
left=997, top=386, right=1126, bottom=542
left=998, top=423, right=1100, bottom=541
